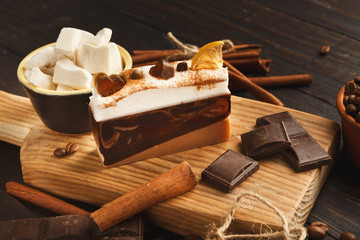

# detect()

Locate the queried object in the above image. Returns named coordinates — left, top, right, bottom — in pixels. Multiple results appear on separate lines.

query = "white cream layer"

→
left=89, top=64, right=230, bottom=122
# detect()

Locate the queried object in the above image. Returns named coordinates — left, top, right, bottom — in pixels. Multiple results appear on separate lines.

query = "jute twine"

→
left=165, top=32, right=235, bottom=61
left=204, top=192, right=307, bottom=240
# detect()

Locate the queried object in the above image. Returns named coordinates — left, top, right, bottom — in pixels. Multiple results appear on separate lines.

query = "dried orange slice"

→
left=190, top=41, right=224, bottom=70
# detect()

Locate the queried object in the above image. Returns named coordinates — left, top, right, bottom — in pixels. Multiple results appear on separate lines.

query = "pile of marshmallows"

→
left=24, top=27, right=123, bottom=91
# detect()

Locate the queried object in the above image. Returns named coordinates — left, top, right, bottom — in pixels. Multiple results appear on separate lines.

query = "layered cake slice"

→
left=89, top=41, right=231, bottom=166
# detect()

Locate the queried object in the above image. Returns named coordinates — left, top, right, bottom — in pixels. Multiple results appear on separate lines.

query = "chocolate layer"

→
left=201, top=149, right=259, bottom=192
left=256, top=111, right=332, bottom=172
left=90, top=95, right=231, bottom=166
left=241, top=122, right=291, bottom=158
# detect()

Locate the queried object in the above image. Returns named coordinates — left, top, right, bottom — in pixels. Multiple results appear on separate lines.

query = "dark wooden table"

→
left=0, top=0, right=359, bottom=239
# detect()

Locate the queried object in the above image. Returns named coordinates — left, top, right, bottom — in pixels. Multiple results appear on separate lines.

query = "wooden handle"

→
left=6, top=181, right=89, bottom=215
left=91, top=161, right=198, bottom=231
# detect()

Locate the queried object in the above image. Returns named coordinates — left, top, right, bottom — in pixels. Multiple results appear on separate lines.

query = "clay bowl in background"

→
left=336, top=80, right=360, bottom=168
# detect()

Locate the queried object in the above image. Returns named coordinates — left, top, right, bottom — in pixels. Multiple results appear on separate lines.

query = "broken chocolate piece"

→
left=92, top=214, right=143, bottom=240
left=0, top=215, right=94, bottom=240
left=201, top=149, right=259, bottom=192
left=0, top=214, right=144, bottom=240
left=256, top=111, right=332, bottom=172
left=95, top=72, right=126, bottom=97
left=241, top=122, right=291, bottom=159
left=130, top=69, right=143, bottom=79
left=149, top=60, right=175, bottom=79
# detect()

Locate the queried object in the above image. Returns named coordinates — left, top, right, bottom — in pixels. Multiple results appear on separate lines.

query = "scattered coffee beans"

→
left=340, top=232, right=358, bottom=240
left=343, top=77, right=360, bottom=122
left=307, top=225, right=326, bottom=240
left=65, top=142, right=79, bottom=155
left=53, top=148, right=67, bottom=158
left=310, top=221, right=328, bottom=232
left=319, top=45, right=330, bottom=55
left=53, top=142, right=79, bottom=158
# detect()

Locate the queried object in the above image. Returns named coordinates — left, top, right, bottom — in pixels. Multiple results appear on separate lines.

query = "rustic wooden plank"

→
left=12, top=95, right=339, bottom=236
left=0, top=91, right=40, bottom=146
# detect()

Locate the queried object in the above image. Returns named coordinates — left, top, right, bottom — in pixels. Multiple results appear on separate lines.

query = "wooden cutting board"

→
left=0, top=90, right=340, bottom=236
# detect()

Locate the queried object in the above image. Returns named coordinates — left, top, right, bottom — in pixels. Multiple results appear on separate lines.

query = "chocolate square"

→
left=201, top=149, right=259, bottom=192
left=256, top=111, right=332, bottom=172
left=241, top=122, right=291, bottom=159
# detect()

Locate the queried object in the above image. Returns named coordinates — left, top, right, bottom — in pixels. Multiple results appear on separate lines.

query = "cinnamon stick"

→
left=227, top=58, right=271, bottom=73
left=229, top=74, right=313, bottom=91
left=223, top=51, right=260, bottom=60
left=132, top=50, right=184, bottom=64
left=91, top=161, right=197, bottom=232
left=132, top=49, right=181, bottom=55
left=6, top=181, right=89, bottom=215
left=133, top=60, right=158, bottom=68
left=233, top=44, right=262, bottom=52
left=224, top=60, right=284, bottom=106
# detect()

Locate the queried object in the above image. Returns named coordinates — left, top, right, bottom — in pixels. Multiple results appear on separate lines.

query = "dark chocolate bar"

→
left=0, top=214, right=143, bottom=240
left=256, top=111, right=332, bottom=172
left=241, top=122, right=291, bottom=158
left=201, top=149, right=259, bottom=192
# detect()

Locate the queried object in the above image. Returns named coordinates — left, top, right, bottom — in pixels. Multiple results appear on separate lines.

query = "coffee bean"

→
left=356, top=113, right=360, bottom=123
left=54, top=148, right=67, bottom=158
left=310, top=221, right=328, bottom=232
left=319, top=45, right=330, bottom=55
left=65, top=142, right=79, bottom=155
left=176, top=61, right=188, bottom=72
left=344, top=95, right=350, bottom=106
left=307, top=225, right=326, bottom=240
left=345, top=104, right=358, bottom=116
left=354, top=76, right=360, bottom=85
left=345, top=82, right=357, bottom=95
left=352, top=96, right=360, bottom=105
left=348, top=95, right=357, bottom=104
left=130, top=69, right=143, bottom=79
left=340, top=232, right=358, bottom=240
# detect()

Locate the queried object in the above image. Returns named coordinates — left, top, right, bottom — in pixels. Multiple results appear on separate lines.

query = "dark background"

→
left=0, top=0, right=359, bottom=239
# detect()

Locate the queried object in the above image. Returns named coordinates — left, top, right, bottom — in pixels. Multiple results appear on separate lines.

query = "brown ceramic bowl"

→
left=336, top=80, right=360, bottom=168
left=17, top=42, right=132, bottom=134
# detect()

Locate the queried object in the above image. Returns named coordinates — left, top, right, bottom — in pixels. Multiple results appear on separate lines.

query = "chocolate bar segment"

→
left=201, top=149, right=259, bottom=192
left=0, top=214, right=94, bottom=240
left=256, top=111, right=332, bottom=172
left=0, top=214, right=144, bottom=240
left=241, top=122, right=291, bottom=158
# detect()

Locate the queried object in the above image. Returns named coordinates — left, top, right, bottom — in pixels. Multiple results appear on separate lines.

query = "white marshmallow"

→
left=77, top=42, right=122, bottom=74
left=53, top=56, right=92, bottom=89
left=25, top=69, right=32, bottom=80
left=25, top=46, right=59, bottom=69
left=40, top=65, right=55, bottom=76
left=56, top=84, right=75, bottom=91
left=27, top=67, right=56, bottom=90
left=91, top=28, right=112, bottom=46
left=54, top=27, right=94, bottom=59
